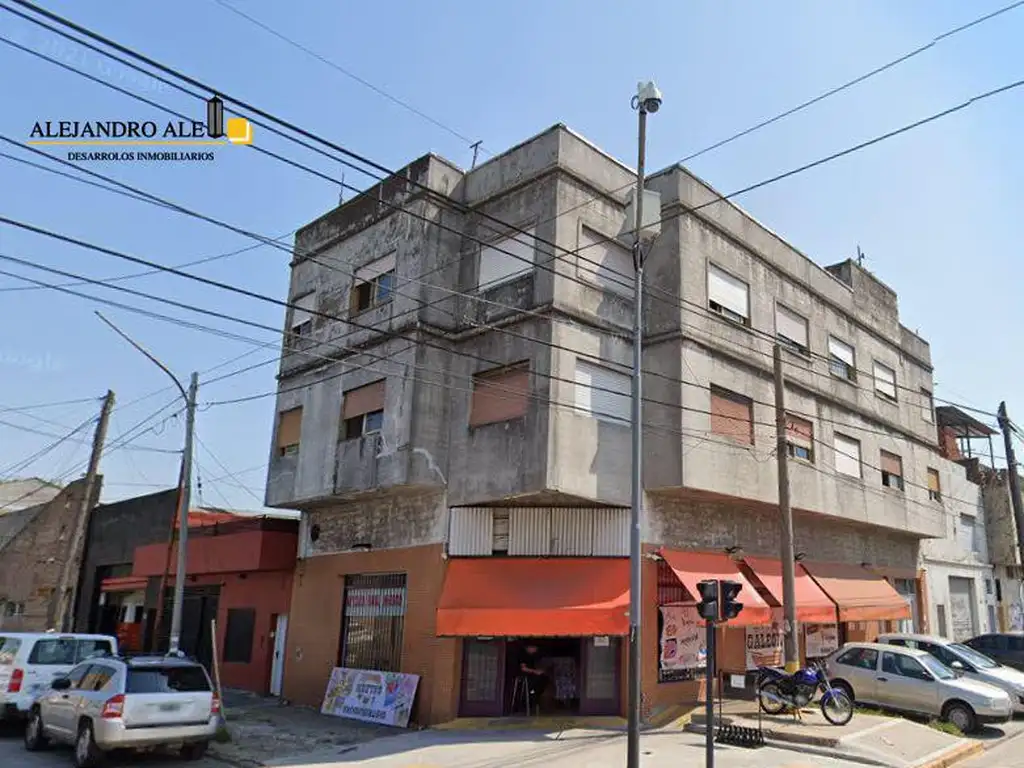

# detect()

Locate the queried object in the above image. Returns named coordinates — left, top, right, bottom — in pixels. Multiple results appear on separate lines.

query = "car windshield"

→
left=919, top=653, right=955, bottom=680
left=950, top=643, right=999, bottom=669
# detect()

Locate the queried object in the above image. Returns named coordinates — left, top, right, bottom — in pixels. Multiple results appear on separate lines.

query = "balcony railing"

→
left=335, top=433, right=381, bottom=494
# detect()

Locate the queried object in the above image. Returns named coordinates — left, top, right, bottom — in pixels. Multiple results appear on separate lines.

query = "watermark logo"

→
left=26, top=96, right=253, bottom=163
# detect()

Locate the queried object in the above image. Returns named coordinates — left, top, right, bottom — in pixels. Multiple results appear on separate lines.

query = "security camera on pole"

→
left=625, top=80, right=663, bottom=768
left=696, top=579, right=744, bottom=767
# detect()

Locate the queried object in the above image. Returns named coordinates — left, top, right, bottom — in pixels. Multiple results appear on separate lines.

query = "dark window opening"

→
left=708, top=300, right=748, bottom=325
left=352, top=271, right=395, bottom=313
left=127, top=665, right=211, bottom=693
left=344, top=409, right=384, bottom=440
left=223, top=608, right=256, bottom=664
left=339, top=573, right=407, bottom=673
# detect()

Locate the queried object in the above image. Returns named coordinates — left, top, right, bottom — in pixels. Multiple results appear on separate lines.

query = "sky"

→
left=1, top=0, right=1022, bottom=511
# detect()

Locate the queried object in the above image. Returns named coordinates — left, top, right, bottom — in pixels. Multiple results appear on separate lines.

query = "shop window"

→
left=350, top=253, right=396, bottom=314
left=927, top=468, right=942, bottom=502
left=469, top=363, right=529, bottom=427
left=880, top=450, right=904, bottom=491
left=785, top=414, right=813, bottom=462
left=341, top=380, right=386, bottom=441
left=339, top=573, right=407, bottom=673
left=223, top=608, right=256, bottom=664
left=276, top=407, right=302, bottom=457
left=707, top=264, right=749, bottom=325
left=710, top=386, right=753, bottom=445
left=828, top=336, right=856, bottom=382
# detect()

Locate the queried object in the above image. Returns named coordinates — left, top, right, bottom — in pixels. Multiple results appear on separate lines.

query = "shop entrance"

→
left=459, top=636, right=621, bottom=718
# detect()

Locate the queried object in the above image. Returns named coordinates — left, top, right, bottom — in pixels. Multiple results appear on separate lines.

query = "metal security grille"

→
left=339, top=573, right=407, bottom=673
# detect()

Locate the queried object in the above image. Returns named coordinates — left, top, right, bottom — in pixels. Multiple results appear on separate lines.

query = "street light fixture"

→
left=626, top=79, right=662, bottom=768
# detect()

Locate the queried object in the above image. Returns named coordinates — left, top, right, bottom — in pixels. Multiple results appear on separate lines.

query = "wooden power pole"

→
left=50, top=390, right=115, bottom=631
left=773, top=345, right=799, bottom=672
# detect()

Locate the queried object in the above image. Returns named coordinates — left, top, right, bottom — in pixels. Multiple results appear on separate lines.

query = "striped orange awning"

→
left=436, top=557, right=629, bottom=637
left=659, top=549, right=772, bottom=626
left=100, top=576, right=147, bottom=593
left=801, top=561, right=911, bottom=623
left=742, top=557, right=837, bottom=625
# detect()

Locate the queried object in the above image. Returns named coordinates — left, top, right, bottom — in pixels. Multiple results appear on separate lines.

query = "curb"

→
left=683, top=722, right=888, bottom=767
left=910, top=738, right=984, bottom=768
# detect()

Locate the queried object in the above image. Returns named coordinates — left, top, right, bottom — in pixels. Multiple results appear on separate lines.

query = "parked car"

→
left=23, top=653, right=219, bottom=767
left=0, top=633, right=117, bottom=722
left=824, top=641, right=1012, bottom=733
left=964, top=633, right=1024, bottom=673
left=876, top=633, right=1024, bottom=714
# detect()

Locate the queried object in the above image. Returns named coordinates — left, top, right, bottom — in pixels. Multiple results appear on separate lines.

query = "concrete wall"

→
left=924, top=563, right=995, bottom=640
left=303, top=490, right=447, bottom=557
left=73, top=488, right=178, bottom=632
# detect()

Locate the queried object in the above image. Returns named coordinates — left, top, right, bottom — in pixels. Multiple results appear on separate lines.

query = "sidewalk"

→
left=685, top=700, right=980, bottom=767
left=210, top=690, right=403, bottom=767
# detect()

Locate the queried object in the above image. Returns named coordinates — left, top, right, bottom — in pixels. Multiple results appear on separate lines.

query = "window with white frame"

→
left=873, top=361, right=897, bottom=401
left=775, top=304, right=809, bottom=355
left=477, top=228, right=535, bottom=289
left=574, top=360, right=630, bottom=424
left=834, top=433, right=862, bottom=478
left=578, top=225, right=633, bottom=297
left=290, top=293, right=315, bottom=337
left=921, top=388, right=934, bottom=423
left=707, top=264, right=749, bottom=325
left=350, top=253, right=395, bottom=314
left=828, top=336, right=856, bottom=382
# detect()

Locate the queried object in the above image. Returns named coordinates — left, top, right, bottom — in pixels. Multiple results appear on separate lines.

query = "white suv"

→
left=0, top=633, right=117, bottom=721
left=23, top=654, right=219, bottom=767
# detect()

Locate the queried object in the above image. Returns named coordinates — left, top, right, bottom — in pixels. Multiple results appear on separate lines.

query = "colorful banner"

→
left=805, top=624, right=839, bottom=658
left=745, top=608, right=784, bottom=670
left=659, top=605, right=706, bottom=671
left=344, top=587, right=407, bottom=617
left=321, top=667, right=419, bottom=728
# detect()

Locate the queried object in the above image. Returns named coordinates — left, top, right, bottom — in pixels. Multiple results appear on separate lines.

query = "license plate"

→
left=158, top=703, right=181, bottom=712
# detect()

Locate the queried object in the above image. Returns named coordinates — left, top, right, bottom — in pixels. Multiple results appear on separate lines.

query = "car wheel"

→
left=180, top=740, right=210, bottom=760
left=943, top=701, right=977, bottom=734
left=23, top=708, right=47, bottom=751
left=73, top=721, right=105, bottom=768
left=832, top=680, right=855, bottom=703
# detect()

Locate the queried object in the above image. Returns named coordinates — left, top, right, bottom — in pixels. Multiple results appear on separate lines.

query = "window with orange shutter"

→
left=341, top=380, right=386, bottom=440
left=710, top=386, right=753, bottom=445
left=880, top=450, right=904, bottom=491
left=276, top=407, right=302, bottom=456
left=469, top=363, right=529, bottom=427
left=927, top=468, right=942, bottom=502
left=785, top=413, right=814, bottom=462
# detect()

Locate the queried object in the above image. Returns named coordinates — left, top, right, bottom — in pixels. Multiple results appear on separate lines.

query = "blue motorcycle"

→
left=756, top=662, right=854, bottom=725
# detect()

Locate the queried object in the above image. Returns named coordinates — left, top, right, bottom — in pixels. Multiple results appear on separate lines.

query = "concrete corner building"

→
left=266, top=125, right=940, bottom=724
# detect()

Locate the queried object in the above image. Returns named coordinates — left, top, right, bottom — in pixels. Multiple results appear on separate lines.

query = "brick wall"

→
left=281, top=543, right=459, bottom=725
left=0, top=478, right=93, bottom=630
left=306, top=490, right=446, bottom=555
left=648, top=491, right=918, bottom=569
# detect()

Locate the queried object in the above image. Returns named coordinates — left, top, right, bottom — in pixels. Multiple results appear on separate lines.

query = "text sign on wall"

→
left=805, top=624, right=839, bottom=658
left=344, top=587, right=407, bottom=617
left=321, top=667, right=420, bottom=728
left=745, top=608, right=784, bottom=671
left=659, top=605, right=706, bottom=671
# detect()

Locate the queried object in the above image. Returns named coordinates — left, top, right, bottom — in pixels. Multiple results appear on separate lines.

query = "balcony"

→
left=334, top=434, right=382, bottom=494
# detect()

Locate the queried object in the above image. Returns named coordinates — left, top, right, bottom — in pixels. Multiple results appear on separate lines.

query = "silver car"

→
left=877, top=633, right=1024, bottom=715
left=22, top=654, right=219, bottom=767
left=824, top=642, right=1012, bottom=733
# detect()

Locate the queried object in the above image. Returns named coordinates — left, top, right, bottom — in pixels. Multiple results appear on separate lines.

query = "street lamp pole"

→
left=627, top=80, right=662, bottom=768
left=95, top=312, right=198, bottom=654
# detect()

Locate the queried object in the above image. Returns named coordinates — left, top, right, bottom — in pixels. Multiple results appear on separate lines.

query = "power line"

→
left=0, top=414, right=94, bottom=479
left=0, top=414, right=178, bottom=453
left=194, top=431, right=264, bottom=506
left=208, top=0, right=485, bottom=154
left=0, top=396, right=100, bottom=413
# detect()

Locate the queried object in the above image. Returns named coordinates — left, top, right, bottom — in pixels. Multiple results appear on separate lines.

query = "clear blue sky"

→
left=1, top=0, right=1022, bottom=510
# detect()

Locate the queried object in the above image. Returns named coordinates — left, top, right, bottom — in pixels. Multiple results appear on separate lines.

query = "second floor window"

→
left=880, top=450, right=904, bottom=491
left=469, top=363, right=530, bottom=427
left=478, top=228, right=535, bottom=289
left=707, top=264, right=749, bottom=325
left=578, top=225, right=632, bottom=297
left=828, top=337, right=855, bottom=382
left=785, top=414, right=814, bottom=462
left=276, top=406, right=303, bottom=457
left=350, top=254, right=395, bottom=314
left=342, top=380, right=385, bottom=440
left=710, top=386, right=754, bottom=445
left=574, top=360, right=630, bottom=424
left=834, top=433, right=861, bottom=478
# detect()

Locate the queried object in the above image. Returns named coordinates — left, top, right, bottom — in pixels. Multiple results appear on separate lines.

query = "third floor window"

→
left=775, top=304, right=809, bottom=356
left=828, top=336, right=856, bottom=382
left=873, top=361, right=898, bottom=402
left=350, top=253, right=395, bottom=314
left=710, top=386, right=754, bottom=445
left=341, top=380, right=386, bottom=440
left=707, top=264, right=749, bottom=326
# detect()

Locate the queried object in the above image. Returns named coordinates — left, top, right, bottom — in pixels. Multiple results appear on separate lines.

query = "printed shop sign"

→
left=745, top=608, right=784, bottom=670
left=659, top=605, right=706, bottom=671
left=805, top=624, right=839, bottom=658
left=344, top=586, right=407, bottom=617
left=321, top=667, right=420, bottom=728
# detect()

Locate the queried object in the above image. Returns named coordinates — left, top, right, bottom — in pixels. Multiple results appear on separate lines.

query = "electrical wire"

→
left=194, top=431, right=264, bottom=506
left=0, top=414, right=177, bottom=453
left=0, top=413, right=95, bottom=479
left=0, top=396, right=100, bottom=413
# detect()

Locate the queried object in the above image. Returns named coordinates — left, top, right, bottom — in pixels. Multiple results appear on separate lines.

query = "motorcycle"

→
left=756, top=662, right=854, bottom=725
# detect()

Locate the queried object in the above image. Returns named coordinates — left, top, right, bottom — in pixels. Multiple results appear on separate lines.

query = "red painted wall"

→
left=133, top=530, right=298, bottom=576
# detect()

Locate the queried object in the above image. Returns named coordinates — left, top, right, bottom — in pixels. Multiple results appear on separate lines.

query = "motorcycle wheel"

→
left=820, top=690, right=854, bottom=726
left=757, top=681, right=787, bottom=715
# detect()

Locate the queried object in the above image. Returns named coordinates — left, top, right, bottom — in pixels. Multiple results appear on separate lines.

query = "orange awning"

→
left=100, top=576, right=148, bottom=593
left=801, top=561, right=911, bottom=623
left=742, top=557, right=837, bottom=625
left=659, top=549, right=772, bottom=626
left=436, top=558, right=629, bottom=637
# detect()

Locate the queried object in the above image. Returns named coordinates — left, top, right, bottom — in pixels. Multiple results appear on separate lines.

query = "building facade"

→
left=266, top=124, right=944, bottom=724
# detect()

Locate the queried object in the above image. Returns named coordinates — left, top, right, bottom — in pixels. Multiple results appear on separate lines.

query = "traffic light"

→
left=721, top=579, right=744, bottom=621
left=696, top=579, right=719, bottom=621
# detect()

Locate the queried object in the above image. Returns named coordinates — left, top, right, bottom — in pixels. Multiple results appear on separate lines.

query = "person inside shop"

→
left=518, top=643, right=548, bottom=704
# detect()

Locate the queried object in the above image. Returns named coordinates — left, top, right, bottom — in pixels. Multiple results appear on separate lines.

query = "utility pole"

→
left=168, top=372, right=198, bottom=654
left=997, top=402, right=1024, bottom=568
left=50, top=390, right=115, bottom=631
left=773, top=344, right=799, bottom=672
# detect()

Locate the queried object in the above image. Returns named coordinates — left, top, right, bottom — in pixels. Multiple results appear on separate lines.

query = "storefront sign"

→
left=321, top=667, right=419, bottom=728
left=745, top=609, right=784, bottom=670
left=344, top=586, right=407, bottom=617
left=805, top=624, right=839, bottom=659
left=594, top=636, right=609, bottom=647
left=659, top=606, right=705, bottom=671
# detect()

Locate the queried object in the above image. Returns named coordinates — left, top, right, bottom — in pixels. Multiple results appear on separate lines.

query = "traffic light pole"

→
left=705, top=616, right=715, bottom=768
